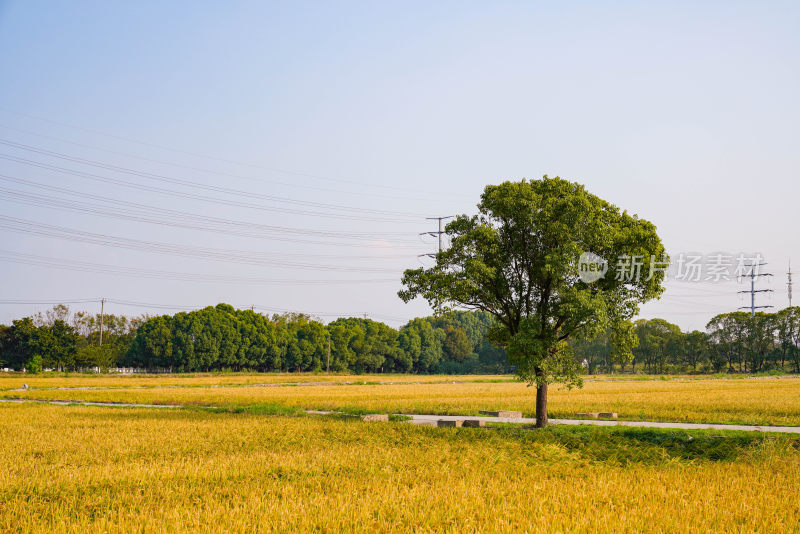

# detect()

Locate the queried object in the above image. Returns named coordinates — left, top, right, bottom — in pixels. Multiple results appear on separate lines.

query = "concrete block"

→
left=361, top=414, right=389, bottom=422
left=576, top=412, right=618, bottom=419
left=479, top=410, right=522, bottom=418
left=462, top=419, right=486, bottom=428
left=437, top=419, right=463, bottom=428
left=409, top=420, right=437, bottom=427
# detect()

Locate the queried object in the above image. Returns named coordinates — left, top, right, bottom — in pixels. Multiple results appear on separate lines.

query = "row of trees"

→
left=574, top=308, right=800, bottom=374
left=126, top=305, right=510, bottom=373
left=4, top=303, right=798, bottom=376
left=0, top=304, right=142, bottom=372
left=0, top=304, right=512, bottom=374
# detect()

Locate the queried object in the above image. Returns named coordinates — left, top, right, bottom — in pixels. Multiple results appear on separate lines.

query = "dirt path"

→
left=4, top=398, right=800, bottom=434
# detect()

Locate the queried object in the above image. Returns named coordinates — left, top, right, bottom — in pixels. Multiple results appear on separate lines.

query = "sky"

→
left=0, top=1, right=798, bottom=330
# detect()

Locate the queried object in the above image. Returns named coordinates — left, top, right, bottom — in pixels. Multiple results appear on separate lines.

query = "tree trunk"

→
left=535, top=382, right=548, bottom=428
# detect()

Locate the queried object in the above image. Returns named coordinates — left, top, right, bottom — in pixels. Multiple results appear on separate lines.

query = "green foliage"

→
left=705, top=309, right=799, bottom=374
left=633, top=318, right=682, bottom=373
left=74, top=345, right=117, bottom=370
left=328, top=318, right=404, bottom=373
left=575, top=309, right=800, bottom=375
left=123, top=305, right=512, bottom=374
left=442, top=325, right=472, bottom=361
left=26, top=354, right=43, bottom=374
left=400, top=176, right=666, bottom=388
left=0, top=316, right=79, bottom=371
left=398, top=318, right=442, bottom=373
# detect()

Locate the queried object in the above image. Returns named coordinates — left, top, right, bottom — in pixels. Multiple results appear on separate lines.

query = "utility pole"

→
left=788, top=260, right=794, bottom=308
left=419, top=216, right=455, bottom=259
left=418, top=216, right=454, bottom=316
left=326, top=337, right=331, bottom=373
left=738, top=262, right=773, bottom=317
left=99, top=298, right=105, bottom=346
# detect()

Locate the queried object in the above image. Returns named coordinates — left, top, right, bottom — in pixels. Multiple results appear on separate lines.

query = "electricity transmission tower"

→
left=738, top=261, right=773, bottom=317
left=418, top=216, right=454, bottom=259
left=418, top=216, right=454, bottom=316
left=788, top=260, right=794, bottom=308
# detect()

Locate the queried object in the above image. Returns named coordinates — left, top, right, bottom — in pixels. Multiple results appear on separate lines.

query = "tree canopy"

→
left=399, top=177, right=667, bottom=426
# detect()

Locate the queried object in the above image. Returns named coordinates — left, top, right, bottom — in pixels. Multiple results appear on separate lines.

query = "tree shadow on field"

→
left=485, top=424, right=800, bottom=465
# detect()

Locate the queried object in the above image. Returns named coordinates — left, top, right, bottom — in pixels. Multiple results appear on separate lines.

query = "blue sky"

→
left=0, top=1, right=798, bottom=329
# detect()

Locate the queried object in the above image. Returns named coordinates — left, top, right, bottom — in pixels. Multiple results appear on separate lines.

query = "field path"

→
left=4, top=398, right=800, bottom=434
left=407, top=413, right=800, bottom=434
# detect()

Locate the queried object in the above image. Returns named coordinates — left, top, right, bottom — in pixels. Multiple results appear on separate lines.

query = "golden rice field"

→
left=2, top=402, right=799, bottom=533
left=0, top=372, right=508, bottom=391
left=3, top=374, right=800, bottom=426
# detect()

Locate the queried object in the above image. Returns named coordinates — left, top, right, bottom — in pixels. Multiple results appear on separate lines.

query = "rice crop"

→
left=3, top=376, right=800, bottom=426
left=1, top=403, right=798, bottom=533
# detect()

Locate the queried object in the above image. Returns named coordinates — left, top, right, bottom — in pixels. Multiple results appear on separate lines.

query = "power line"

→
left=0, top=176, right=420, bottom=243
left=0, top=122, right=454, bottom=204
left=0, top=138, right=428, bottom=219
left=0, top=216, right=412, bottom=272
left=0, top=250, right=399, bottom=283
left=0, top=108, right=470, bottom=199
left=1, top=152, right=423, bottom=224
left=0, top=298, right=100, bottom=305
left=0, top=153, right=423, bottom=225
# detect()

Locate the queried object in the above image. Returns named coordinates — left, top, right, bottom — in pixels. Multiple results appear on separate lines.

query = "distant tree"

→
left=398, top=318, right=444, bottom=373
left=47, top=319, right=79, bottom=371
left=429, top=311, right=495, bottom=351
left=633, top=319, right=682, bottom=373
left=776, top=307, right=800, bottom=373
left=572, top=329, right=612, bottom=374
left=744, top=313, right=776, bottom=373
left=32, top=303, right=70, bottom=327
left=476, top=339, right=511, bottom=373
left=400, top=177, right=666, bottom=426
left=126, top=316, right=173, bottom=370
left=706, top=312, right=749, bottom=373
left=442, top=325, right=473, bottom=362
left=0, top=316, right=79, bottom=371
left=683, top=330, right=708, bottom=372
left=285, top=315, right=328, bottom=372
left=75, top=344, right=116, bottom=370
left=0, top=318, right=41, bottom=369
left=0, top=324, right=9, bottom=368
left=26, top=354, right=43, bottom=374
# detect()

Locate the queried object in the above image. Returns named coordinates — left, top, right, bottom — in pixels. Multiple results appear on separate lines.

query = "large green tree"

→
left=399, top=177, right=666, bottom=426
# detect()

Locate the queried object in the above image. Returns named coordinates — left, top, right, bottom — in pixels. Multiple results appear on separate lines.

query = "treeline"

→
left=3, top=303, right=798, bottom=375
left=0, top=304, right=511, bottom=374
left=574, top=309, right=800, bottom=374
left=0, top=304, right=141, bottom=373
